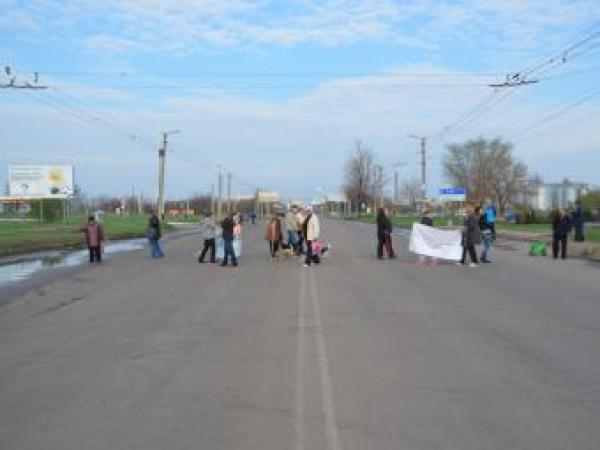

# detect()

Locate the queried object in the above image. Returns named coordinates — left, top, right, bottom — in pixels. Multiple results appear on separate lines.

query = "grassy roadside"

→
left=0, top=214, right=173, bottom=257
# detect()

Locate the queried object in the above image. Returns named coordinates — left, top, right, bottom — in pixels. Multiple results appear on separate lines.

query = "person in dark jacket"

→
left=479, top=207, right=493, bottom=263
left=572, top=203, right=585, bottom=242
left=147, top=211, right=164, bottom=258
left=552, top=209, right=572, bottom=259
left=376, top=207, right=395, bottom=259
left=221, top=213, right=238, bottom=267
left=78, top=215, right=104, bottom=263
left=458, top=204, right=480, bottom=267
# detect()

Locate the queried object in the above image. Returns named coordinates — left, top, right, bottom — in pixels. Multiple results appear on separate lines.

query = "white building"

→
left=521, top=179, right=589, bottom=211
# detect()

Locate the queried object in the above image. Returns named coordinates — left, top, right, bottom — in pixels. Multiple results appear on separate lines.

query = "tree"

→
left=443, top=138, right=528, bottom=214
left=400, top=178, right=421, bottom=211
left=343, top=140, right=376, bottom=213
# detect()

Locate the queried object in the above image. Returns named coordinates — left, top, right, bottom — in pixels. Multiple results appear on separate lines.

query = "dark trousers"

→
left=89, top=246, right=101, bottom=263
left=305, top=240, right=320, bottom=265
left=552, top=237, right=567, bottom=259
left=269, top=240, right=280, bottom=257
left=223, top=237, right=237, bottom=265
left=461, top=244, right=478, bottom=264
left=198, top=238, right=216, bottom=262
left=377, top=233, right=395, bottom=258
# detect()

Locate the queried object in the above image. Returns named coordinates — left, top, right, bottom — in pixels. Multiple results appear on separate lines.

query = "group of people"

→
left=264, top=205, right=322, bottom=266
left=197, top=211, right=243, bottom=266
left=457, top=202, right=496, bottom=267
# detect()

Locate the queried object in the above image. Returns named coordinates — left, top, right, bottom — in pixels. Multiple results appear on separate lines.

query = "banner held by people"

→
left=409, top=223, right=462, bottom=261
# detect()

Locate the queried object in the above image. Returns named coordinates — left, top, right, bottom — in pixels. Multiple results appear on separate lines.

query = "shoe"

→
left=454, top=262, right=464, bottom=266
left=468, top=263, right=479, bottom=268
left=220, top=263, right=228, bottom=267
left=233, top=262, right=238, bottom=267
left=198, top=259, right=206, bottom=264
left=303, top=263, right=310, bottom=267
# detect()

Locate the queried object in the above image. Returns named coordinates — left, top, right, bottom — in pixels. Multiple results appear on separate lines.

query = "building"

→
left=520, top=179, right=589, bottom=211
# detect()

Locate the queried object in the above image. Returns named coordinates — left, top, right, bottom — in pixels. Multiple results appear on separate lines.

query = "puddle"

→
left=0, top=239, right=145, bottom=287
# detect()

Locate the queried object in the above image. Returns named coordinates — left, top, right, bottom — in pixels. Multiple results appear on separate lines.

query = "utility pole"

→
left=156, top=129, right=181, bottom=221
left=394, top=171, right=399, bottom=204
left=409, top=134, right=427, bottom=202
left=211, top=183, right=215, bottom=218
left=217, top=168, right=223, bottom=219
left=378, top=165, right=384, bottom=208
left=227, top=172, right=232, bottom=214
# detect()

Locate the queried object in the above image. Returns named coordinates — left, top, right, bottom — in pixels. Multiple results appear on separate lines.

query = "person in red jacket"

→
left=78, top=215, right=104, bottom=263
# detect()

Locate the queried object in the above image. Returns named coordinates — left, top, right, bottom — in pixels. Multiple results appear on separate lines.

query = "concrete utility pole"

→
left=409, top=134, right=427, bottom=202
left=227, top=172, right=232, bottom=214
left=217, top=169, right=223, bottom=219
left=157, top=129, right=181, bottom=221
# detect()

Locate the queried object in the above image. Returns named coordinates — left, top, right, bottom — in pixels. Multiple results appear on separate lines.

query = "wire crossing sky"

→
left=1, top=1, right=600, bottom=199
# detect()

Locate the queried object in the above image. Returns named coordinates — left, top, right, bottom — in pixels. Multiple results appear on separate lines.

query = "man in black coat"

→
left=552, top=209, right=572, bottom=259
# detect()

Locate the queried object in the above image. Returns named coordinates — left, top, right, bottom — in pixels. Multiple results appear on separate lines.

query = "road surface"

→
left=1, top=219, right=599, bottom=449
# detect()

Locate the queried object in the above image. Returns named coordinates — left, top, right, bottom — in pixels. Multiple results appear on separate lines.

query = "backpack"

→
left=529, top=240, right=547, bottom=257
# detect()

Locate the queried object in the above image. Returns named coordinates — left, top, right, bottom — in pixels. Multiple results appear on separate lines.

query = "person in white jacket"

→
left=198, top=211, right=217, bottom=263
left=303, top=211, right=321, bottom=266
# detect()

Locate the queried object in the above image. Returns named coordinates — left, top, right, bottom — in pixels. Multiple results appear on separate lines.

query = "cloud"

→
left=5, top=0, right=599, bottom=59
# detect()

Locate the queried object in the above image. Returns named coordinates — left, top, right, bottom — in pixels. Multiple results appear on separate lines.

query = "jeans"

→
left=223, top=236, right=237, bottom=265
left=89, top=246, right=102, bottom=263
left=287, top=230, right=299, bottom=249
left=149, top=238, right=164, bottom=258
left=198, top=238, right=216, bottom=262
left=481, top=232, right=492, bottom=262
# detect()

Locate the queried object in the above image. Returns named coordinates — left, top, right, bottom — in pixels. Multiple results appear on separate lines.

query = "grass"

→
left=0, top=214, right=170, bottom=257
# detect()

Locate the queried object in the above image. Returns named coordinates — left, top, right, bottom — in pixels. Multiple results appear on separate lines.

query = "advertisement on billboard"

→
left=8, top=165, right=74, bottom=198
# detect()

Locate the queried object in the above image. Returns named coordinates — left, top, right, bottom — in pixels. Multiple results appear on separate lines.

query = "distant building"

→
left=520, top=179, right=589, bottom=211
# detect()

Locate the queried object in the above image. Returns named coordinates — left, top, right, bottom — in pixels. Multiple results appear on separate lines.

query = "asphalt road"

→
left=1, top=219, right=599, bottom=450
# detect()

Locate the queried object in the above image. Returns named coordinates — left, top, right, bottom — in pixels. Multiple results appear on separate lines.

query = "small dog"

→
left=276, top=243, right=295, bottom=258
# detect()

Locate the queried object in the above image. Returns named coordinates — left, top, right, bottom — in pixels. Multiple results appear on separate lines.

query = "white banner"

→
left=409, top=223, right=462, bottom=261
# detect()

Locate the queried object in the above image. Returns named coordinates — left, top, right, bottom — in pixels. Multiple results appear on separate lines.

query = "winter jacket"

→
left=463, top=213, right=481, bottom=246
left=285, top=211, right=297, bottom=231
left=552, top=216, right=572, bottom=239
left=478, top=214, right=492, bottom=233
left=376, top=214, right=392, bottom=237
left=147, top=216, right=161, bottom=240
left=265, top=218, right=282, bottom=242
left=201, top=216, right=216, bottom=240
left=80, top=222, right=103, bottom=247
left=221, top=216, right=235, bottom=239
left=305, top=214, right=320, bottom=241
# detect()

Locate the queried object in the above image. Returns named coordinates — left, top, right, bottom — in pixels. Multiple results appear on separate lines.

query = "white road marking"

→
left=294, top=269, right=307, bottom=450
left=309, top=271, right=343, bottom=450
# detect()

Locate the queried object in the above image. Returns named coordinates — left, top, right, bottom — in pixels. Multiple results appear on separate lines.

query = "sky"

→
left=1, top=0, right=599, bottom=202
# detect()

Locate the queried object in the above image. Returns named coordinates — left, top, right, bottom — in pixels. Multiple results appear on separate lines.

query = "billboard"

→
left=8, top=165, right=74, bottom=198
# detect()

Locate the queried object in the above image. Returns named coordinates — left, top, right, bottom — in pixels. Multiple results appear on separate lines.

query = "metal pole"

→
left=217, top=169, right=223, bottom=219
left=158, top=132, right=167, bottom=220
left=227, top=172, right=232, bottom=214
left=420, top=137, right=427, bottom=201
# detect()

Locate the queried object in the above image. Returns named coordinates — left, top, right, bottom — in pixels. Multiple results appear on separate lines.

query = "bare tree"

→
left=443, top=138, right=528, bottom=214
left=400, top=178, right=421, bottom=211
left=343, top=139, right=376, bottom=212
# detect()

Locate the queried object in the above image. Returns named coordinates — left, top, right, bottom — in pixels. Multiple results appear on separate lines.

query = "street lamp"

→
left=157, top=129, right=182, bottom=220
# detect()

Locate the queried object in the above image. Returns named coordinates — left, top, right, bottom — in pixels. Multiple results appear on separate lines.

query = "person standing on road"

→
left=78, top=215, right=104, bottom=263
left=198, top=211, right=217, bottom=264
left=484, top=199, right=497, bottom=240
left=296, top=207, right=306, bottom=255
left=265, top=214, right=283, bottom=258
left=572, top=202, right=585, bottom=242
left=458, top=204, right=480, bottom=267
left=552, top=208, right=572, bottom=260
left=147, top=211, right=164, bottom=258
left=286, top=206, right=300, bottom=253
left=303, top=210, right=321, bottom=267
left=376, top=207, right=395, bottom=259
left=479, top=205, right=493, bottom=263
left=221, top=213, right=238, bottom=267
left=417, top=206, right=436, bottom=265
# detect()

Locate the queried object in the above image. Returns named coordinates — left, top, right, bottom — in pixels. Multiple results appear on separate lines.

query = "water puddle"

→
left=0, top=239, right=145, bottom=287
